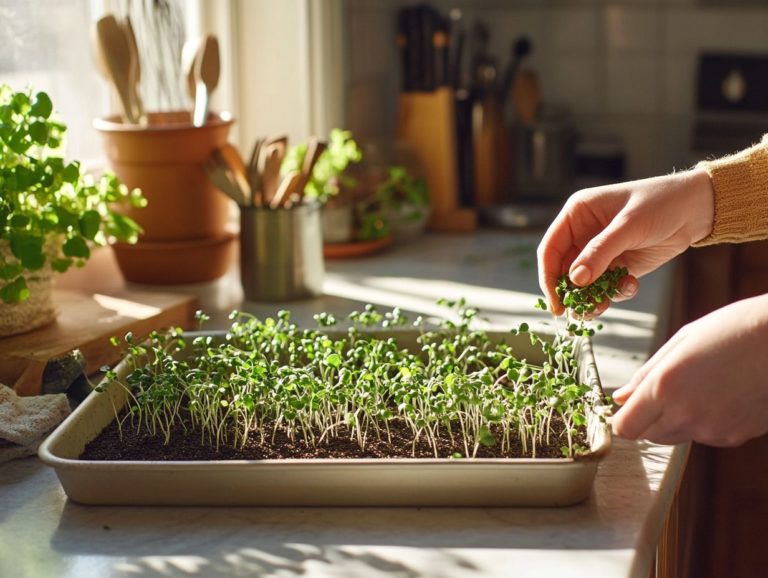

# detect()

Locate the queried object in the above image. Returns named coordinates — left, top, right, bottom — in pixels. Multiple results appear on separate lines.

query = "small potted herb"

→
left=281, top=129, right=362, bottom=244
left=0, top=85, right=143, bottom=336
left=372, top=165, right=429, bottom=242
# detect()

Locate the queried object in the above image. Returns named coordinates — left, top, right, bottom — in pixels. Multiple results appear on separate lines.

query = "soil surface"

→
left=80, top=411, right=587, bottom=461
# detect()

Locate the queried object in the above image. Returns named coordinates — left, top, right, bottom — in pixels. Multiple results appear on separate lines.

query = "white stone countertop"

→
left=0, top=231, right=686, bottom=578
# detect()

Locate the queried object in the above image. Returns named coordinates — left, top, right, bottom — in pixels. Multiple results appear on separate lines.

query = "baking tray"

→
left=39, top=330, right=611, bottom=507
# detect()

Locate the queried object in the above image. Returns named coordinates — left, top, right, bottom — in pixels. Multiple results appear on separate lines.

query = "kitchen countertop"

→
left=0, top=231, right=686, bottom=578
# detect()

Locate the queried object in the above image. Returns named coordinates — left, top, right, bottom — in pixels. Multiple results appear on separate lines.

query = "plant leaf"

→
left=63, top=235, right=90, bottom=259
left=10, top=233, right=44, bottom=270
left=30, top=91, right=52, bottom=118
left=0, top=276, right=30, bottom=304
left=78, top=210, right=101, bottom=240
left=28, top=121, right=48, bottom=145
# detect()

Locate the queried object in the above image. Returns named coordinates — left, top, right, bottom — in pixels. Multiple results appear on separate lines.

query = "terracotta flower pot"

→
left=111, top=231, right=237, bottom=285
left=94, top=111, right=234, bottom=242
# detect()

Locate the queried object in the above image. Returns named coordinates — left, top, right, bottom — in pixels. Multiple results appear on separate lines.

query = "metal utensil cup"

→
left=239, top=203, right=324, bottom=301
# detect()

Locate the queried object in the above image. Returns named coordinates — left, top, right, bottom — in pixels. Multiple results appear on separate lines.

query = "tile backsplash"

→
left=345, top=0, right=768, bottom=182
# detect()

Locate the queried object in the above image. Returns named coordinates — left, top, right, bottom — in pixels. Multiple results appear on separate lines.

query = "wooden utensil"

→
left=122, top=16, right=146, bottom=125
left=269, top=171, right=302, bottom=209
left=204, top=152, right=248, bottom=207
left=294, top=138, right=327, bottom=203
left=263, top=135, right=288, bottom=161
left=94, top=15, right=137, bottom=123
left=182, top=37, right=198, bottom=105
left=192, top=34, right=220, bottom=127
left=247, top=138, right=266, bottom=206
left=218, top=143, right=252, bottom=203
left=260, top=145, right=283, bottom=206
left=512, top=68, right=541, bottom=126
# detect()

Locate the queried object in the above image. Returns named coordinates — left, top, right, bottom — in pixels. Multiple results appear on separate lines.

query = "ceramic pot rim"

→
left=93, top=111, right=234, bottom=134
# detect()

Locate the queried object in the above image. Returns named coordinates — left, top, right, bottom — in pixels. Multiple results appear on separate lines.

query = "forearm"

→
left=694, top=135, right=768, bottom=246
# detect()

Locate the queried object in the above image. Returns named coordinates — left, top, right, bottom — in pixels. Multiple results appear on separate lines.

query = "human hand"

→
left=537, top=168, right=714, bottom=315
left=612, top=294, right=768, bottom=447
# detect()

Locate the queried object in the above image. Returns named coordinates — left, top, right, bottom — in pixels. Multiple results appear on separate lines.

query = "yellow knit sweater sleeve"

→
left=693, top=135, right=768, bottom=246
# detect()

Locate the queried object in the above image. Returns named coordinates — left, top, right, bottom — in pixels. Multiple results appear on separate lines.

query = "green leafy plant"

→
left=376, top=165, right=429, bottom=219
left=281, top=129, right=362, bottom=204
left=0, top=85, right=144, bottom=303
left=101, top=298, right=603, bottom=460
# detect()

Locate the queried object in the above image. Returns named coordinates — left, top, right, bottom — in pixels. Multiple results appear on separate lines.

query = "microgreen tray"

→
left=39, top=330, right=610, bottom=507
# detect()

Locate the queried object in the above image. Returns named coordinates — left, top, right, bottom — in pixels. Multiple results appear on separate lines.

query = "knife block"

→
left=397, top=87, right=476, bottom=233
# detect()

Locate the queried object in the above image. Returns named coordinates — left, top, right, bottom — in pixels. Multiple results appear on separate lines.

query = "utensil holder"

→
left=240, top=203, right=324, bottom=302
left=397, top=87, right=476, bottom=232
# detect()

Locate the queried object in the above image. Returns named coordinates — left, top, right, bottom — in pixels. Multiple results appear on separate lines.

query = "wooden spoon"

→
left=218, top=144, right=252, bottom=204
left=192, top=34, right=220, bottom=127
left=270, top=171, right=302, bottom=209
left=94, top=15, right=137, bottom=123
left=122, top=16, right=146, bottom=125
left=182, top=38, right=198, bottom=103
left=247, top=138, right=266, bottom=206
left=294, top=138, right=327, bottom=204
left=260, top=145, right=283, bottom=206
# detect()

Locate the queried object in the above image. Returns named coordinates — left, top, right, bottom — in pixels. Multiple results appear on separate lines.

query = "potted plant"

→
left=39, top=269, right=625, bottom=506
left=0, top=85, right=143, bottom=337
left=281, top=128, right=362, bottom=244
left=369, top=165, right=430, bottom=242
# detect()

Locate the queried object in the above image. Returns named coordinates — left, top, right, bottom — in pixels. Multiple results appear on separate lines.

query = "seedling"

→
left=102, top=299, right=601, bottom=460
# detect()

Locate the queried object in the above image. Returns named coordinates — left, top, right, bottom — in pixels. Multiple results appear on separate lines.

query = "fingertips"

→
left=612, top=384, right=635, bottom=405
left=569, top=264, right=591, bottom=287
left=612, top=275, right=639, bottom=302
left=610, top=384, right=662, bottom=441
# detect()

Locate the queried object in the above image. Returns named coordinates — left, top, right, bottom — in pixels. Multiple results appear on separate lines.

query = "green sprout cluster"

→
left=101, top=300, right=599, bottom=459
left=556, top=267, right=629, bottom=316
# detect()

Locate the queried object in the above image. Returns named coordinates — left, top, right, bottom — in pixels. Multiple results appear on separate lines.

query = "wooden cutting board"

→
left=0, top=289, right=198, bottom=396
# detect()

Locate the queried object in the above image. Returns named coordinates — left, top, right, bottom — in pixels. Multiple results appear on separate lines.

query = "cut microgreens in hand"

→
left=536, top=267, right=629, bottom=337
left=99, top=299, right=601, bottom=460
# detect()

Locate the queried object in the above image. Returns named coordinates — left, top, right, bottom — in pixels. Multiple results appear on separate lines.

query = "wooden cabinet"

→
left=658, top=241, right=768, bottom=578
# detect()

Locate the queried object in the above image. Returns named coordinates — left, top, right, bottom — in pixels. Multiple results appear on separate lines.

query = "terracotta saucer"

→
left=323, top=235, right=393, bottom=260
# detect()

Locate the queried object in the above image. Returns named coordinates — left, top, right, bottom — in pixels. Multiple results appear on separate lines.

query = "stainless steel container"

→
left=239, top=203, right=324, bottom=301
left=512, top=121, right=577, bottom=199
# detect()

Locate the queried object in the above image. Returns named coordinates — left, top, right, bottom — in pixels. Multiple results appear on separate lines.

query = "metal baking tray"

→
left=39, top=331, right=611, bottom=507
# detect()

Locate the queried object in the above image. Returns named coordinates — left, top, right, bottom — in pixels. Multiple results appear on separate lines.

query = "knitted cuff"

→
left=693, top=136, right=768, bottom=247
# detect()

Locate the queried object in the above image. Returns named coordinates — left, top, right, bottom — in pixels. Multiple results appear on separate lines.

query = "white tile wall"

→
left=346, top=0, right=768, bottom=179
left=604, top=6, right=659, bottom=53
left=606, top=54, right=659, bottom=114
left=546, top=55, right=602, bottom=116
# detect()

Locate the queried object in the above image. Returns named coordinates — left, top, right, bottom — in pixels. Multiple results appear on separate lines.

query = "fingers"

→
left=611, top=327, right=693, bottom=440
left=611, top=275, right=639, bottom=302
left=537, top=207, right=582, bottom=315
left=569, top=217, right=633, bottom=287
left=611, top=381, right=663, bottom=440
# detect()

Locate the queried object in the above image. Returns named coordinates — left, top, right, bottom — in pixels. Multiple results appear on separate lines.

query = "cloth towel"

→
left=0, top=384, right=70, bottom=463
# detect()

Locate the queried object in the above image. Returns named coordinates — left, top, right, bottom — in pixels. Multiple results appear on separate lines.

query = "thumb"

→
left=569, top=218, right=633, bottom=286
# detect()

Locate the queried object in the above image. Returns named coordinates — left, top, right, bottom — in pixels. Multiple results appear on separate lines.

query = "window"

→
left=0, top=0, right=105, bottom=160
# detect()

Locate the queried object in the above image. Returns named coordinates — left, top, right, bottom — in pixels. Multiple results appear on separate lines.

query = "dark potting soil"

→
left=80, top=410, right=588, bottom=461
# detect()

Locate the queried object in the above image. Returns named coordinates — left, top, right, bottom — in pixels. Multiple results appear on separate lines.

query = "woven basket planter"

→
left=0, top=242, right=56, bottom=338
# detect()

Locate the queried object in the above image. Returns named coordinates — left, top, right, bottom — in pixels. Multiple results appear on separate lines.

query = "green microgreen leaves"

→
left=556, top=267, right=628, bottom=317
left=101, top=298, right=599, bottom=460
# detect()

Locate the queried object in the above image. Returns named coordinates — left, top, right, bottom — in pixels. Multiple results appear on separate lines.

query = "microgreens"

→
left=101, top=299, right=600, bottom=460
left=556, top=267, right=629, bottom=316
